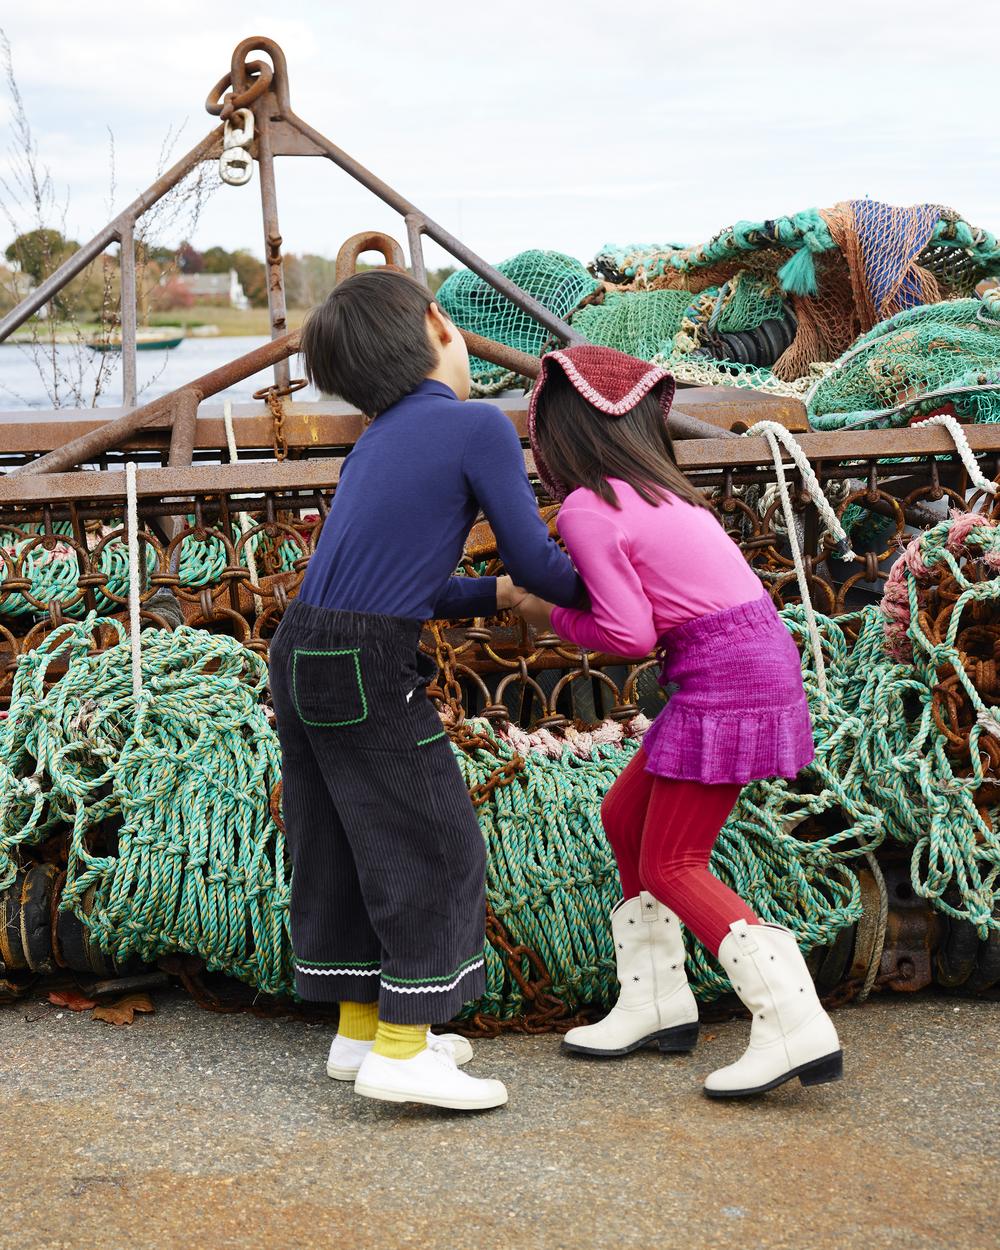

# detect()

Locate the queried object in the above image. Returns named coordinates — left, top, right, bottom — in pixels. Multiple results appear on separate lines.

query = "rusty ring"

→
left=205, top=61, right=273, bottom=117
left=252, top=378, right=308, bottom=402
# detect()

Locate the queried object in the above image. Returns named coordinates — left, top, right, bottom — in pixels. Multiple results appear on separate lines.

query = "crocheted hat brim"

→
left=527, top=347, right=676, bottom=501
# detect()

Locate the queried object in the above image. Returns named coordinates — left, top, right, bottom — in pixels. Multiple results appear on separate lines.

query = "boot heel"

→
left=656, top=1022, right=700, bottom=1054
left=798, top=1050, right=843, bottom=1087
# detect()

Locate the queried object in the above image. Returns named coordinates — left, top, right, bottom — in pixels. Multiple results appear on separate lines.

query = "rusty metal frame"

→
left=0, top=36, right=585, bottom=411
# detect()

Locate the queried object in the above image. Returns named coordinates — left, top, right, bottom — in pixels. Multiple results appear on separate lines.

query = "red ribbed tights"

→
left=601, top=747, right=759, bottom=956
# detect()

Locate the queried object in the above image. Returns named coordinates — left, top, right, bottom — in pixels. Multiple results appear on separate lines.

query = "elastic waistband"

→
left=283, top=598, right=423, bottom=645
left=658, top=588, right=774, bottom=649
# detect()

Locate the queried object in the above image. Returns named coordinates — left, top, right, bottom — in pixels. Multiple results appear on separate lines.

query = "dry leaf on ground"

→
left=48, top=989, right=98, bottom=1012
left=91, top=993, right=156, bottom=1026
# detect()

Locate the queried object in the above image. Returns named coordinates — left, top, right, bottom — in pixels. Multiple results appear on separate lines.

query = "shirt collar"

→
left=410, top=378, right=458, bottom=401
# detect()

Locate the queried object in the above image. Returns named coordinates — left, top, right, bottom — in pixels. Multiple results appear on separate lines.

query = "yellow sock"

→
left=337, top=1000, right=379, bottom=1042
left=372, top=1020, right=428, bottom=1061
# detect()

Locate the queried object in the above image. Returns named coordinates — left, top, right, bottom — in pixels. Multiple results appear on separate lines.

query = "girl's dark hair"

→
left=533, top=366, right=710, bottom=510
left=300, top=269, right=437, bottom=417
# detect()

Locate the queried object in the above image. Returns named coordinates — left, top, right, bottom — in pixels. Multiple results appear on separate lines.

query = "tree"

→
left=176, top=241, right=203, bottom=273
left=230, top=249, right=268, bottom=308
left=201, top=245, right=236, bottom=274
left=5, top=227, right=78, bottom=283
left=150, top=274, right=194, bottom=311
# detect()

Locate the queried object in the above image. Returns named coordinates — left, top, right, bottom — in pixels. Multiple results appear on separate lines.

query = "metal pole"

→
left=254, top=104, right=291, bottom=390
left=284, top=112, right=587, bottom=349
left=119, top=219, right=138, bottom=409
left=405, top=214, right=428, bottom=286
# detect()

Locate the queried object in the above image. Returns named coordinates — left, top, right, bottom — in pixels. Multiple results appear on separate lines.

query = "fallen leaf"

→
left=48, top=989, right=98, bottom=1012
left=91, top=993, right=156, bottom=1026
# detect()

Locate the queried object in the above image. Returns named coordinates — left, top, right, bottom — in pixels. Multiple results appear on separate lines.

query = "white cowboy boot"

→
left=562, top=892, right=699, bottom=1057
left=704, top=920, right=843, bottom=1098
left=327, top=1030, right=474, bottom=1080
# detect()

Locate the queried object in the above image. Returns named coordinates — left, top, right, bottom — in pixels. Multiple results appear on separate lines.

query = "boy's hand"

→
left=496, top=575, right=530, bottom=611
left=514, top=593, right=556, bottom=633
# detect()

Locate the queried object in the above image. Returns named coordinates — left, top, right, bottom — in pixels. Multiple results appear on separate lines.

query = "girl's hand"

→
left=515, top=593, right=556, bottom=633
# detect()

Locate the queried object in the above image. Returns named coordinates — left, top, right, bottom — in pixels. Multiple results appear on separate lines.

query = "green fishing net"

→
left=435, top=250, right=599, bottom=393
left=807, top=293, right=1000, bottom=430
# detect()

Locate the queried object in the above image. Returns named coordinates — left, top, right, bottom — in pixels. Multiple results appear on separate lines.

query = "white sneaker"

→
left=354, top=1045, right=508, bottom=1110
left=326, top=1031, right=474, bottom=1081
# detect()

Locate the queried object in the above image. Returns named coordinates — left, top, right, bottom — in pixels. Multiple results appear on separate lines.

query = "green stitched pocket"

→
left=292, top=647, right=368, bottom=728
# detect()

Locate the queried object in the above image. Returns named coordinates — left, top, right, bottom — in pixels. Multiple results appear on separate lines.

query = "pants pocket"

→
left=292, top=647, right=368, bottom=728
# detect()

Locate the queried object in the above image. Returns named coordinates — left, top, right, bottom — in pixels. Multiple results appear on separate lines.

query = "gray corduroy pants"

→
left=269, top=600, right=487, bottom=1024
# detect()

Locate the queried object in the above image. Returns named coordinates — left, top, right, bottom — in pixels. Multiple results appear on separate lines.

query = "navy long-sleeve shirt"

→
left=298, top=379, right=583, bottom=619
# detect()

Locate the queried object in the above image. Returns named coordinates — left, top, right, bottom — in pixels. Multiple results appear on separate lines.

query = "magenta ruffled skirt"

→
left=641, top=592, right=815, bottom=786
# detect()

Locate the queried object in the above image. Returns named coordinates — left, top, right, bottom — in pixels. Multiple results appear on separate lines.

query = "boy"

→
left=268, top=269, right=582, bottom=1110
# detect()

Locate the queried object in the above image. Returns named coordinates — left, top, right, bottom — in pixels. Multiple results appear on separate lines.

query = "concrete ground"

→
left=2, top=989, right=996, bottom=1250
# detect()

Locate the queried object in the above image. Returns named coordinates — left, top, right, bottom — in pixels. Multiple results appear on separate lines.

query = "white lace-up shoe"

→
left=326, top=1031, right=473, bottom=1080
left=562, top=893, right=699, bottom=1057
left=354, top=1044, right=507, bottom=1110
left=704, top=920, right=843, bottom=1098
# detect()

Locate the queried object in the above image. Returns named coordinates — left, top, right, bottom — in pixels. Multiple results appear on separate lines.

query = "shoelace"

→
left=425, top=1039, right=458, bottom=1071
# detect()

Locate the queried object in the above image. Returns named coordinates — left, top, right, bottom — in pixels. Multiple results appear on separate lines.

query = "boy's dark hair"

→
left=533, top=367, right=710, bottom=511
left=300, top=269, right=437, bottom=417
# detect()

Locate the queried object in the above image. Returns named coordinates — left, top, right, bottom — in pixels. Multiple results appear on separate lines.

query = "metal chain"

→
left=253, top=378, right=307, bottom=463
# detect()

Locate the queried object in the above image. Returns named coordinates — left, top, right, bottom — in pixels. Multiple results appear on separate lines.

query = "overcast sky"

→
left=1, top=1, right=997, bottom=274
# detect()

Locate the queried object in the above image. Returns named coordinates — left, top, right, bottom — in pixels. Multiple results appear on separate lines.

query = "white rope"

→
left=911, top=413, right=998, bottom=496
left=222, top=399, right=261, bottom=588
left=757, top=427, right=831, bottom=703
left=744, top=421, right=862, bottom=705
left=125, top=461, right=142, bottom=702
left=747, top=421, right=858, bottom=558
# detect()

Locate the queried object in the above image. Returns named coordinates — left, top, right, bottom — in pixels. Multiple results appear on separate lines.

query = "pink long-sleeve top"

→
left=549, top=478, right=763, bottom=657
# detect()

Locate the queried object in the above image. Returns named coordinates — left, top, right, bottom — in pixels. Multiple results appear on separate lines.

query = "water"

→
left=0, top=336, right=319, bottom=411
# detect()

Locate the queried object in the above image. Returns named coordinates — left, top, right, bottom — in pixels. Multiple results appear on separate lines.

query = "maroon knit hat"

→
left=527, top=345, right=676, bottom=501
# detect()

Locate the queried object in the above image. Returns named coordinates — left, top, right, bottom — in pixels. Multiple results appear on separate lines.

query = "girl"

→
left=518, top=345, right=842, bottom=1098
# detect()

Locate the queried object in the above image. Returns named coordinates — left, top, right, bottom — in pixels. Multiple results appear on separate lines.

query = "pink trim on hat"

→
left=548, top=350, right=670, bottom=416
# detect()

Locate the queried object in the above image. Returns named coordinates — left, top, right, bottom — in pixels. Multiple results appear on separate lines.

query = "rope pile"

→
left=0, top=522, right=301, bottom=622
left=2, top=515, right=999, bottom=1015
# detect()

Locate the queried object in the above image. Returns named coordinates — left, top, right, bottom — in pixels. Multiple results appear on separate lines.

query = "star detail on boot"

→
left=633, top=976, right=640, bottom=982
left=628, top=918, right=636, bottom=926
left=645, top=901, right=654, bottom=910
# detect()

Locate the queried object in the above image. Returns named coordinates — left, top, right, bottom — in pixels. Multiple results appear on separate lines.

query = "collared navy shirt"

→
left=298, top=379, right=582, bottom=619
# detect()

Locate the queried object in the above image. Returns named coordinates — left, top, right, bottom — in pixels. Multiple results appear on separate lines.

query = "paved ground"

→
left=2, top=989, right=996, bottom=1250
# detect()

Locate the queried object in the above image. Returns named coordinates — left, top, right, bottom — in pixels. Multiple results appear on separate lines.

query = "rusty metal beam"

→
left=3, top=419, right=1000, bottom=509
left=0, top=388, right=802, bottom=458
left=0, top=460, right=343, bottom=506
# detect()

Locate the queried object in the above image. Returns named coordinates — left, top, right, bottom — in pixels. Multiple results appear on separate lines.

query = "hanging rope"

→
left=910, top=413, right=999, bottom=496
left=746, top=421, right=858, bottom=702
left=222, top=399, right=261, bottom=589
left=125, top=461, right=142, bottom=702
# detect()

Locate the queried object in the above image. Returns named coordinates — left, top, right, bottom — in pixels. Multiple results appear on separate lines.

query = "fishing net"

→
left=437, top=201, right=999, bottom=403
left=567, top=289, right=696, bottom=359
left=807, top=291, right=1000, bottom=431
left=435, top=250, right=599, bottom=393
left=596, top=202, right=1000, bottom=387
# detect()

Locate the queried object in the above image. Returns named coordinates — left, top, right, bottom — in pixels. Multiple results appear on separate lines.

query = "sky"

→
left=0, top=0, right=998, bottom=274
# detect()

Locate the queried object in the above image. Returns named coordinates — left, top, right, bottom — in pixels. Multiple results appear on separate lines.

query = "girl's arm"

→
left=465, top=407, right=584, bottom=609
left=548, top=507, right=658, bottom=657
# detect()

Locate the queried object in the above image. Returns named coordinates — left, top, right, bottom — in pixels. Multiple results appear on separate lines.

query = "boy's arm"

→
left=431, top=574, right=498, bottom=619
left=464, top=407, right=584, bottom=609
left=431, top=574, right=526, bottom=620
